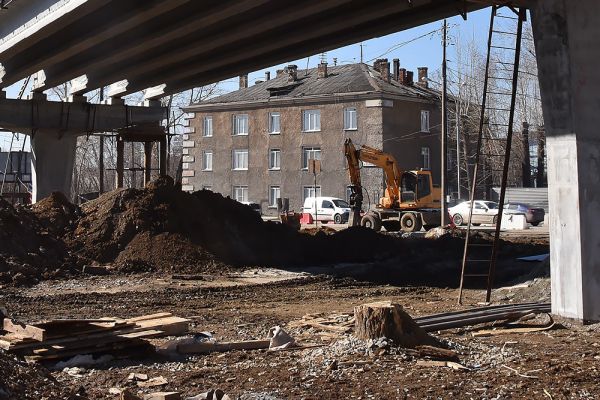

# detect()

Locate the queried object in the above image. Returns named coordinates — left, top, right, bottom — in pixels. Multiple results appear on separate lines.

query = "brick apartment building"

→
left=182, top=59, right=443, bottom=215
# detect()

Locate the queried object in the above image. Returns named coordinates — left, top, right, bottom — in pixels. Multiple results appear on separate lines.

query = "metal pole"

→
left=440, top=19, right=448, bottom=225
left=99, top=136, right=104, bottom=194
left=144, top=142, right=152, bottom=186
left=116, top=137, right=124, bottom=189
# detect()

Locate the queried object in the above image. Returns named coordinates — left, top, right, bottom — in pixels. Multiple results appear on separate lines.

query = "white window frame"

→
left=269, top=149, right=281, bottom=170
left=302, top=110, right=321, bottom=132
left=303, top=186, right=322, bottom=201
left=269, top=186, right=281, bottom=208
left=421, top=146, right=431, bottom=170
left=202, top=150, right=213, bottom=171
left=344, top=107, right=357, bottom=130
left=233, top=114, right=249, bottom=136
left=302, top=147, right=321, bottom=170
left=203, top=116, right=213, bottom=137
left=233, top=185, right=248, bottom=202
left=268, top=112, right=281, bottom=134
left=232, top=149, right=249, bottom=170
left=421, top=110, right=430, bottom=133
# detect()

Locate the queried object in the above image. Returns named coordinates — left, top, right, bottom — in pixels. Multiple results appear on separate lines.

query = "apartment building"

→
left=182, top=60, right=443, bottom=215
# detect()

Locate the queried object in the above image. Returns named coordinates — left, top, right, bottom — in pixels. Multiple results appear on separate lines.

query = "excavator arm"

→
left=344, top=139, right=363, bottom=226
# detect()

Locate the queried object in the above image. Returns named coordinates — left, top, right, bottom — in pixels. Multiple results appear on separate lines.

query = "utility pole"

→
left=441, top=19, right=448, bottom=225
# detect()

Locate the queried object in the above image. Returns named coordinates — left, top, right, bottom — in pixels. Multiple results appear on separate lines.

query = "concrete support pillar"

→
left=532, top=0, right=600, bottom=321
left=30, top=132, right=77, bottom=203
left=144, top=142, right=153, bottom=186
left=115, top=137, right=124, bottom=189
left=158, top=137, right=167, bottom=176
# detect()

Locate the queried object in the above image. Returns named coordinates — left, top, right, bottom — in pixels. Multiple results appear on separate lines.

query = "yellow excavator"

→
left=344, top=138, right=441, bottom=232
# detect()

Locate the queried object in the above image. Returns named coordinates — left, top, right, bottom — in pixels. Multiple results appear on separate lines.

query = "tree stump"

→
left=354, top=301, right=439, bottom=348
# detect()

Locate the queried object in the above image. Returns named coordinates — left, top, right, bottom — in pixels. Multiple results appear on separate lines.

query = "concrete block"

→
left=182, top=140, right=195, bottom=148
left=182, top=162, right=189, bottom=170
left=500, top=214, right=528, bottom=230
left=182, top=148, right=189, bottom=155
left=182, top=134, right=189, bottom=140
left=182, top=155, right=194, bottom=163
left=181, top=185, right=194, bottom=192
left=182, top=170, right=195, bottom=177
left=183, top=126, right=195, bottom=134
left=182, top=177, right=189, bottom=185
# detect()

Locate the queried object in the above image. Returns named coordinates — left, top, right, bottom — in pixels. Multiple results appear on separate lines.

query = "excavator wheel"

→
left=400, top=213, right=422, bottom=233
left=382, top=220, right=401, bottom=232
left=361, top=213, right=382, bottom=232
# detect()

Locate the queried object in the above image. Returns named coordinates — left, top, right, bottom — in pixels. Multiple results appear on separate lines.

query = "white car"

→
left=303, top=196, right=350, bottom=224
left=449, top=200, right=499, bottom=226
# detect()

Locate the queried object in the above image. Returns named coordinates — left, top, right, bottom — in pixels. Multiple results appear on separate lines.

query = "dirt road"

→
left=2, top=268, right=598, bottom=400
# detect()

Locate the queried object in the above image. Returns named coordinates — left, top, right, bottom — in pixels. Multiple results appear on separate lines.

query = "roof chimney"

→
left=317, top=62, right=328, bottom=78
left=265, top=71, right=271, bottom=81
left=406, top=70, right=414, bottom=86
left=373, top=58, right=387, bottom=72
left=381, top=61, right=390, bottom=83
left=417, top=67, right=428, bottom=88
left=276, top=69, right=284, bottom=78
left=398, top=68, right=407, bottom=85
left=393, top=59, right=400, bottom=81
left=239, top=74, right=248, bottom=89
left=285, top=64, right=298, bottom=82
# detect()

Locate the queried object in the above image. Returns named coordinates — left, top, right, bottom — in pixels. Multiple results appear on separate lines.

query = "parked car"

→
left=302, top=196, right=350, bottom=224
left=504, top=202, right=545, bottom=226
left=449, top=200, right=499, bottom=226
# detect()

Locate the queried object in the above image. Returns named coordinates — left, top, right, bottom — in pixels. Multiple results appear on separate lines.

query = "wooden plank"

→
left=127, top=313, right=173, bottom=323
left=3, top=319, right=46, bottom=341
left=177, top=339, right=270, bottom=354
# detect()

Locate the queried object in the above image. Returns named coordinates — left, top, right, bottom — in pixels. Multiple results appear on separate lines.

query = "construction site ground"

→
left=2, top=264, right=599, bottom=400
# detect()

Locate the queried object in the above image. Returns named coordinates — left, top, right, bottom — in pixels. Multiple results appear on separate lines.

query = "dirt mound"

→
left=31, top=191, right=80, bottom=236
left=0, top=197, right=71, bottom=285
left=0, top=351, right=75, bottom=399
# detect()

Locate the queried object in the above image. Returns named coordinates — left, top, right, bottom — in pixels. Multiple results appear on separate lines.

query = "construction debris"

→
left=0, top=312, right=189, bottom=362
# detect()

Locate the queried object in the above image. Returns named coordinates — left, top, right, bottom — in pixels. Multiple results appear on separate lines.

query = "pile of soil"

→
left=0, top=351, right=75, bottom=399
left=32, top=191, right=80, bottom=236
left=0, top=197, right=72, bottom=285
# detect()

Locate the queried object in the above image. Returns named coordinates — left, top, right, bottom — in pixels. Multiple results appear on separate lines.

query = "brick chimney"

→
left=265, top=71, right=271, bottom=81
left=285, top=64, right=298, bottom=82
left=381, top=61, right=390, bottom=83
left=373, top=58, right=387, bottom=72
left=417, top=67, right=428, bottom=88
left=239, top=74, right=248, bottom=89
left=398, top=68, right=407, bottom=85
left=406, top=70, right=414, bottom=85
left=393, top=59, right=400, bottom=81
left=276, top=69, right=284, bottom=78
left=317, top=62, right=328, bottom=78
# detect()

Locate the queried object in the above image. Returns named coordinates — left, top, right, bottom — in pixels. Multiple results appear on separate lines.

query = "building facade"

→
left=183, top=60, right=443, bottom=215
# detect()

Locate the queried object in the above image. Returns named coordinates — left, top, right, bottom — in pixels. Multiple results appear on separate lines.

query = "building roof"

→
left=187, top=63, right=442, bottom=109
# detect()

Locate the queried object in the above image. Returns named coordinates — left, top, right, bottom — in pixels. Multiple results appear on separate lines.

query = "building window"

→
left=303, top=186, right=322, bottom=201
left=302, top=147, right=321, bottom=170
left=202, top=150, right=213, bottom=171
left=421, top=110, right=430, bottom=133
left=268, top=112, right=281, bottom=134
left=421, top=146, right=430, bottom=170
left=269, top=186, right=281, bottom=208
left=269, top=149, right=281, bottom=170
left=344, top=107, right=357, bottom=130
left=233, top=185, right=248, bottom=202
left=203, top=116, right=213, bottom=137
left=302, top=110, right=321, bottom=132
left=232, top=149, right=248, bottom=170
left=233, top=114, right=249, bottom=135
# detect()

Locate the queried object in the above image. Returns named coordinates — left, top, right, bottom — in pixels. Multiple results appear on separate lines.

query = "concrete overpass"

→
left=1, top=0, right=599, bottom=324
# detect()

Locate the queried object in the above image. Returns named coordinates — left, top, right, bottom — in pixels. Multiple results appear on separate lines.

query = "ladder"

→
left=458, top=6, right=526, bottom=304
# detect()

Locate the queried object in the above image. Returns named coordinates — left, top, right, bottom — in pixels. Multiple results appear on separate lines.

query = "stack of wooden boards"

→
left=0, top=312, right=189, bottom=362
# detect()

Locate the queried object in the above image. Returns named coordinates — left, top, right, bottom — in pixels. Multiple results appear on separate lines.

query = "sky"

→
left=0, top=8, right=493, bottom=151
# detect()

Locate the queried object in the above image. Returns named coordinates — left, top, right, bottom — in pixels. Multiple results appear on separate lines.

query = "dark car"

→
left=504, top=202, right=545, bottom=226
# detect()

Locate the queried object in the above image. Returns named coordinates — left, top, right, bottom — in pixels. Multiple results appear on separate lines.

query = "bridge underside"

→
left=0, top=0, right=496, bottom=101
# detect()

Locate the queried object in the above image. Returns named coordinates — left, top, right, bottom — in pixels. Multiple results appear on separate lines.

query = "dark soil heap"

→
left=0, top=351, right=75, bottom=399
left=0, top=197, right=71, bottom=285
left=65, top=176, right=402, bottom=270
